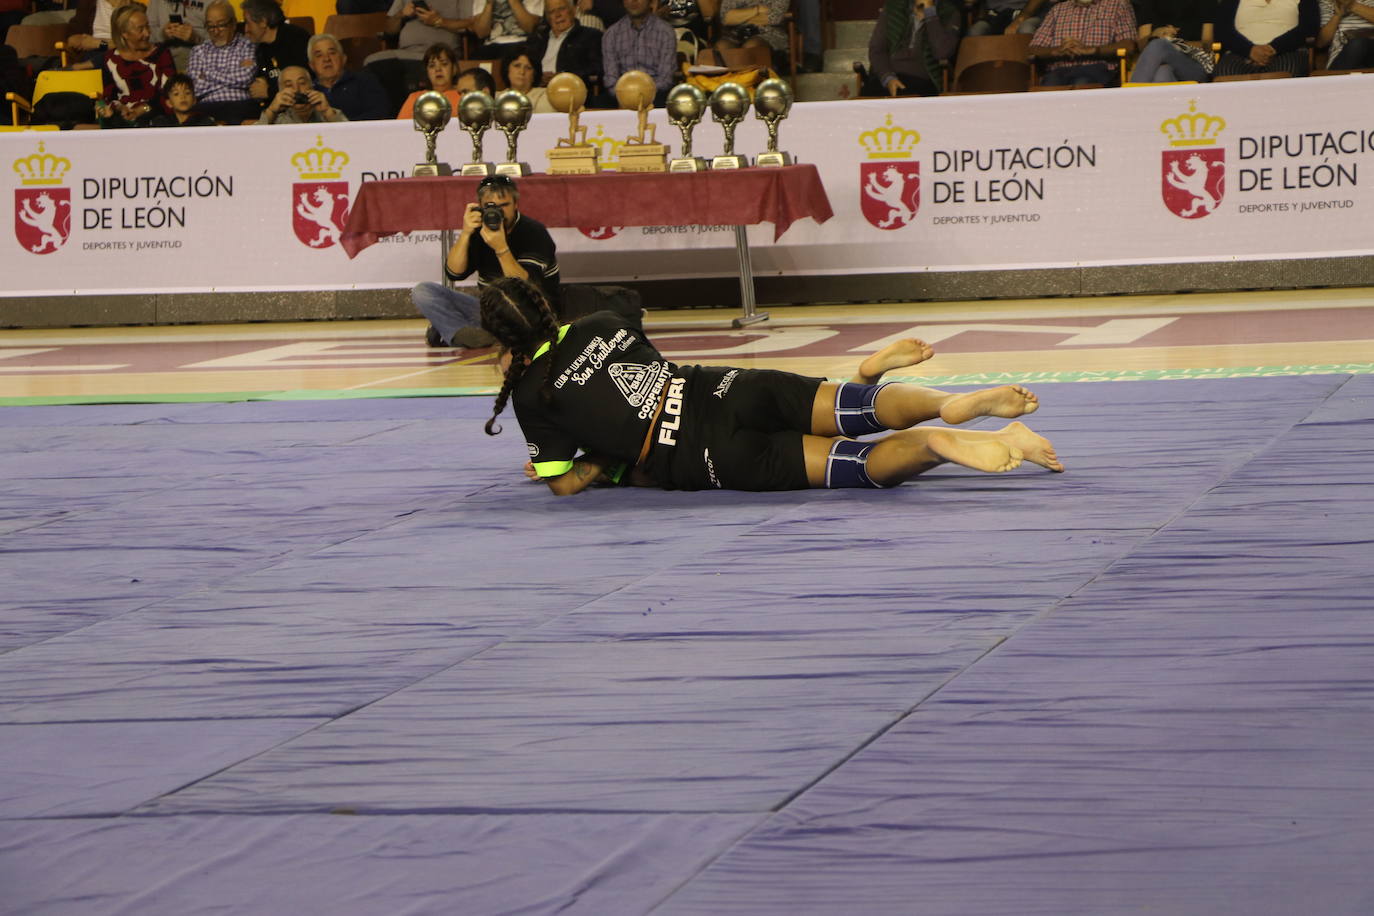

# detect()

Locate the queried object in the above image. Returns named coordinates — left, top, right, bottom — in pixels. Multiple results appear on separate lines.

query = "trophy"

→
left=752, top=78, right=794, bottom=168
left=614, top=71, right=668, bottom=172
left=493, top=89, right=533, bottom=177
left=666, top=83, right=708, bottom=173
left=545, top=72, right=598, bottom=175
left=709, top=82, right=749, bottom=170
left=457, top=90, right=495, bottom=176
left=411, top=91, right=453, bottom=176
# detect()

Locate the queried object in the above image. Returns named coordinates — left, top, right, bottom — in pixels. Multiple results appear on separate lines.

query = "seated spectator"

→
left=147, top=0, right=208, bottom=71
left=1215, top=0, right=1319, bottom=76
left=860, top=0, right=960, bottom=97
left=1129, top=0, right=1219, bottom=83
left=366, top=0, right=474, bottom=115
left=243, top=0, right=310, bottom=105
left=148, top=72, right=217, bottom=125
left=500, top=46, right=556, bottom=109
left=472, top=0, right=545, bottom=58
left=187, top=0, right=261, bottom=123
left=599, top=0, right=676, bottom=106
left=97, top=3, right=176, bottom=128
left=1029, top=0, right=1137, bottom=87
left=969, top=0, right=1048, bottom=36
left=258, top=63, right=348, bottom=122
left=309, top=33, right=393, bottom=119
left=397, top=43, right=463, bottom=118
left=530, top=0, right=604, bottom=90
left=457, top=64, right=499, bottom=92
left=715, top=0, right=789, bottom=60
left=582, top=0, right=621, bottom=29
left=1318, top=0, right=1374, bottom=70
left=659, top=0, right=716, bottom=45
left=65, top=0, right=119, bottom=67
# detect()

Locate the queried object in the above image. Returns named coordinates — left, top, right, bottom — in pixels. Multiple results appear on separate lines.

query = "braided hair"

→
left=479, top=277, right=563, bottom=436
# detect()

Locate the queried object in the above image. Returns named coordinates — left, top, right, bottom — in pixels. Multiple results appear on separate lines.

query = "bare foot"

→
left=854, top=338, right=934, bottom=384
left=998, top=421, right=1065, bottom=472
left=927, top=429, right=1024, bottom=473
left=939, top=385, right=1040, bottom=425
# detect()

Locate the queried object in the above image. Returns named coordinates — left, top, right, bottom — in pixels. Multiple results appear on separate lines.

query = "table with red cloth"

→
left=340, top=166, right=834, bottom=324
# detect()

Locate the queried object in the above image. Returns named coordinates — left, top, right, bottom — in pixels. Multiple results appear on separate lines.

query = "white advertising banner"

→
left=4, top=74, right=1374, bottom=298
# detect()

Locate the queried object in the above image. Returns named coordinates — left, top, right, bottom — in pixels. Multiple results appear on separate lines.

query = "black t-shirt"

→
left=515, top=311, right=682, bottom=479
left=445, top=212, right=561, bottom=307
left=255, top=23, right=310, bottom=95
left=1133, top=0, right=1216, bottom=39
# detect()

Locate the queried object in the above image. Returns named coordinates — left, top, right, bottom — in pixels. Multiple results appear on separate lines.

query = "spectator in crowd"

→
left=600, top=0, right=676, bottom=105
left=581, top=0, right=621, bottom=28
left=1318, top=0, right=1374, bottom=70
left=715, top=0, right=789, bottom=60
left=969, top=0, right=1049, bottom=36
left=861, top=0, right=961, bottom=96
left=97, top=3, right=176, bottom=127
left=1215, top=0, right=1319, bottom=76
left=186, top=0, right=260, bottom=123
left=308, top=33, right=393, bottom=118
left=1128, top=0, right=1218, bottom=83
left=530, top=0, right=604, bottom=90
left=396, top=43, right=462, bottom=118
left=367, top=0, right=475, bottom=114
left=413, top=174, right=559, bottom=350
left=257, top=63, right=348, bottom=122
left=1029, top=0, right=1137, bottom=87
left=500, top=47, right=556, bottom=109
left=243, top=0, right=310, bottom=104
left=148, top=72, right=217, bottom=124
left=658, top=0, right=716, bottom=46
left=147, top=0, right=209, bottom=70
left=66, top=0, right=120, bottom=66
left=471, top=0, right=545, bottom=58
left=457, top=64, right=499, bottom=93
left=339, top=0, right=391, bottom=12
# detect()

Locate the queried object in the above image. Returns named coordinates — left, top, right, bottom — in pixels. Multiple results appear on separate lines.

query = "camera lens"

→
left=481, top=203, right=503, bottom=230
left=294, top=92, right=310, bottom=105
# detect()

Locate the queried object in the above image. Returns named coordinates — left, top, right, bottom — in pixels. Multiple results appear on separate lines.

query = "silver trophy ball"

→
left=493, top=89, right=533, bottom=129
left=709, top=82, right=749, bottom=123
left=752, top=78, right=793, bottom=121
left=457, top=90, right=493, bottom=129
left=666, top=83, right=706, bottom=128
left=413, top=90, right=452, bottom=133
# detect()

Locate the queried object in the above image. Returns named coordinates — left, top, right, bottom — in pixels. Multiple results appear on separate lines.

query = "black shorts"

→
left=643, top=366, right=823, bottom=491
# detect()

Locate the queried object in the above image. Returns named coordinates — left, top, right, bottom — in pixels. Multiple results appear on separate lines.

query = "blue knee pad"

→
left=825, top=438, right=890, bottom=489
left=834, top=381, right=893, bottom=437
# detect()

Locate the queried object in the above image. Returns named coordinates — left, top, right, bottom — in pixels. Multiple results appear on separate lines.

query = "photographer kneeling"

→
left=412, top=175, right=560, bottom=349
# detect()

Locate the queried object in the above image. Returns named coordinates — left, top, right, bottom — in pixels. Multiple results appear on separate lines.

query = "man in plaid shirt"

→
left=1029, top=0, right=1136, bottom=86
left=186, top=0, right=261, bottom=123
left=599, top=0, right=677, bottom=106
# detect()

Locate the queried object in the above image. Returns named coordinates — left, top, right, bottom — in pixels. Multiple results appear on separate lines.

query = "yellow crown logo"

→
left=859, top=115, right=920, bottom=160
left=587, top=125, right=623, bottom=169
left=12, top=142, right=71, bottom=186
left=291, top=136, right=350, bottom=179
left=1160, top=100, right=1225, bottom=148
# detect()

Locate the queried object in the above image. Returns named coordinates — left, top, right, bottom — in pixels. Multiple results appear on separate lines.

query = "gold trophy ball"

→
left=494, top=89, right=533, bottom=127
left=614, top=70, right=657, bottom=110
left=546, top=73, right=588, bottom=113
left=458, top=90, right=493, bottom=128
left=752, top=79, right=793, bottom=119
left=666, top=83, right=706, bottom=123
left=709, top=82, right=748, bottom=120
left=413, top=90, right=453, bottom=132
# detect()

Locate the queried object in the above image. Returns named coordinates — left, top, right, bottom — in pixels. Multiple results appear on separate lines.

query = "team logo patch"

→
left=13, top=142, right=72, bottom=254
left=526, top=442, right=539, bottom=458
left=857, top=114, right=922, bottom=231
left=579, top=226, right=621, bottom=240
left=1159, top=100, right=1226, bottom=220
left=290, top=137, right=351, bottom=248
left=609, top=362, right=660, bottom=408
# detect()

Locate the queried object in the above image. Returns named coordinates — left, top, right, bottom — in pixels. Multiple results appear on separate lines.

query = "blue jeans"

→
left=411, top=281, right=479, bottom=346
left=1130, top=38, right=1211, bottom=83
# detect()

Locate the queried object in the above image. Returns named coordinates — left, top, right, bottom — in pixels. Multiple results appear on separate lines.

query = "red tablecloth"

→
left=340, top=165, right=833, bottom=258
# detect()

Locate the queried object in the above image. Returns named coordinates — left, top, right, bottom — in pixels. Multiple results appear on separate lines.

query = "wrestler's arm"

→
left=544, top=456, right=609, bottom=495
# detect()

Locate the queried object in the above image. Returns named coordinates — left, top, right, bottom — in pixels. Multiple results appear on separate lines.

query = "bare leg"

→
left=852, top=338, right=934, bottom=384
left=811, top=382, right=1041, bottom=436
left=802, top=422, right=1063, bottom=488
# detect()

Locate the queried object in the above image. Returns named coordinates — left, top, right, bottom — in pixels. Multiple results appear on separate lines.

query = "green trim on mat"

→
left=2, top=364, right=1371, bottom=407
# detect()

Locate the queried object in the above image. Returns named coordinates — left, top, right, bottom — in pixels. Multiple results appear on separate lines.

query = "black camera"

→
left=414, top=1, right=429, bottom=9
left=293, top=92, right=310, bottom=105
left=169, top=13, right=182, bottom=22
left=481, top=201, right=504, bottom=230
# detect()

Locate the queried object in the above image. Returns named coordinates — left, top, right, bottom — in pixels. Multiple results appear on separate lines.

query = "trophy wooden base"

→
left=618, top=144, right=669, bottom=173
left=412, top=162, right=453, bottom=176
left=710, top=154, right=748, bottom=170
left=460, top=162, right=495, bottom=176
left=495, top=161, right=532, bottom=177
left=754, top=151, right=792, bottom=168
left=668, top=157, right=708, bottom=172
left=546, top=146, right=599, bottom=175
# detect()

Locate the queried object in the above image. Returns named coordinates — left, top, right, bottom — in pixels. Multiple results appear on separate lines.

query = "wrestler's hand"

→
left=524, top=460, right=540, bottom=481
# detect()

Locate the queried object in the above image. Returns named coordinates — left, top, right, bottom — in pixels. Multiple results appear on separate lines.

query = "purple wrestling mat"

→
left=2, top=375, right=1372, bottom=915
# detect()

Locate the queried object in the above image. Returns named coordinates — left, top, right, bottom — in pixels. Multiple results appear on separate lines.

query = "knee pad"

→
left=825, top=438, right=890, bottom=489
left=833, top=381, right=893, bottom=437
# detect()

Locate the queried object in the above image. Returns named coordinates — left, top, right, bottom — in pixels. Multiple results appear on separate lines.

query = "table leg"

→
left=440, top=229, right=455, bottom=288
left=732, top=224, right=769, bottom=328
